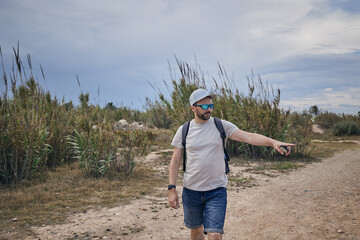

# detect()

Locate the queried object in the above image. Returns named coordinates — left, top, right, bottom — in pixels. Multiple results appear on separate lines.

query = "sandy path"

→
left=29, top=146, right=360, bottom=240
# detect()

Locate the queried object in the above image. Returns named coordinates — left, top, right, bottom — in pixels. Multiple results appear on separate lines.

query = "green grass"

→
left=267, top=162, right=302, bottom=170
left=250, top=162, right=303, bottom=174
left=228, top=177, right=251, bottom=183
left=228, top=176, right=254, bottom=187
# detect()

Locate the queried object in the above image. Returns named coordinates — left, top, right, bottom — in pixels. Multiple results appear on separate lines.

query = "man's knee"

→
left=190, top=226, right=205, bottom=240
left=207, top=232, right=222, bottom=240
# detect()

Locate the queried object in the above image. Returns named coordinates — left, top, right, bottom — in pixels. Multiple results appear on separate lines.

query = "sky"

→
left=0, top=0, right=359, bottom=114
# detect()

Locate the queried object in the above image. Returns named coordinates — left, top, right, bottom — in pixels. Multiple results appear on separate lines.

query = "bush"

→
left=315, top=111, right=360, bottom=129
left=333, top=121, right=360, bottom=136
left=67, top=94, right=152, bottom=177
left=159, top=60, right=205, bottom=128
left=0, top=46, right=74, bottom=183
left=315, top=112, right=341, bottom=129
left=212, top=78, right=291, bottom=158
left=114, top=130, right=151, bottom=175
left=0, top=45, right=152, bottom=183
left=67, top=121, right=119, bottom=178
left=159, top=59, right=312, bottom=158
left=286, top=111, right=313, bottom=156
left=144, top=97, right=172, bottom=128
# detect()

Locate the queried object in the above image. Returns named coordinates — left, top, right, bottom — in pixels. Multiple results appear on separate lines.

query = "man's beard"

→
left=196, top=109, right=211, bottom=120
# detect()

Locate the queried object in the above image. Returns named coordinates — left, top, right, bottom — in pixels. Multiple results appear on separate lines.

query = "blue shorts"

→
left=182, top=187, right=227, bottom=234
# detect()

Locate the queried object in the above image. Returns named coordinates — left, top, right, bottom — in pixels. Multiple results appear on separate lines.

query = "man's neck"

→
left=194, top=116, right=210, bottom=124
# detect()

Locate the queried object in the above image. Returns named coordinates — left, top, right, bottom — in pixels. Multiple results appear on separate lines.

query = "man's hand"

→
left=168, top=189, right=180, bottom=209
left=273, top=141, right=296, bottom=156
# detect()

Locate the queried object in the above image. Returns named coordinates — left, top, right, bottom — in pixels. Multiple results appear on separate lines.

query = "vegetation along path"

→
left=29, top=144, right=360, bottom=240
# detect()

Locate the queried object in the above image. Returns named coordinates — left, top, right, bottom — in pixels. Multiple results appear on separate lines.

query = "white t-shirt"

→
left=171, top=117, right=239, bottom=191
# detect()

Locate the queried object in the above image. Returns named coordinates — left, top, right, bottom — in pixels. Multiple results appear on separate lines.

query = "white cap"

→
left=189, top=89, right=217, bottom=106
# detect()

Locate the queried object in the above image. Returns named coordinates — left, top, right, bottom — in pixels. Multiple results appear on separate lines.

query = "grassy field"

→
left=1, top=128, right=359, bottom=239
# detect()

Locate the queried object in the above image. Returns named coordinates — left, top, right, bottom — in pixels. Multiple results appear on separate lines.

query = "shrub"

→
left=0, top=45, right=151, bottom=183
left=67, top=94, right=152, bottom=177
left=333, top=121, right=360, bottom=136
left=159, top=59, right=312, bottom=158
left=67, top=121, right=119, bottom=178
left=315, top=112, right=341, bottom=129
left=211, top=77, right=291, bottom=158
left=144, top=97, right=172, bottom=129
left=286, top=111, right=313, bottom=156
left=159, top=61, right=205, bottom=128
left=0, top=45, right=73, bottom=183
left=114, top=130, right=151, bottom=175
left=315, top=111, right=360, bottom=129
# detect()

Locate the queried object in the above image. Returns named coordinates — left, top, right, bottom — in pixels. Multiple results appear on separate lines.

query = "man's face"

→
left=192, top=97, right=213, bottom=121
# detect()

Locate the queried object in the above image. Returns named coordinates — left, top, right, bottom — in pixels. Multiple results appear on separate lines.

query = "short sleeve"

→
left=221, top=119, right=239, bottom=138
left=171, top=125, right=184, bottom=149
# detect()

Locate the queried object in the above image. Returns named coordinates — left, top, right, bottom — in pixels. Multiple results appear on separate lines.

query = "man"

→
left=168, top=89, right=295, bottom=240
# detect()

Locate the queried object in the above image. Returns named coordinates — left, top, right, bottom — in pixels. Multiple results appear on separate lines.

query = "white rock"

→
left=130, top=122, right=140, bottom=129
left=119, top=119, right=128, bottom=126
left=114, top=119, right=130, bottom=131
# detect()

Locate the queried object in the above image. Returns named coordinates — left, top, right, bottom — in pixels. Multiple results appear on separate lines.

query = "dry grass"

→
left=0, top=162, right=167, bottom=239
left=310, top=140, right=359, bottom=159
left=308, top=127, right=360, bottom=158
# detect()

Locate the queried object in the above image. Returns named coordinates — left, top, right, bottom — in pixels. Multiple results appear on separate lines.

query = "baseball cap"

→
left=189, top=89, right=217, bottom=106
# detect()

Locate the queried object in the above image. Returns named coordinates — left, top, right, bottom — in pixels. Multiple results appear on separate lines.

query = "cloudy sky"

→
left=0, top=0, right=359, bottom=114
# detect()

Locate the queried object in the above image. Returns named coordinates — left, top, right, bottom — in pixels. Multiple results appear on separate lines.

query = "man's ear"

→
left=190, top=105, right=196, bottom=112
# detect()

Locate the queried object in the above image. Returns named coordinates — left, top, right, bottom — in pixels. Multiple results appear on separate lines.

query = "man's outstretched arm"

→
left=230, top=129, right=295, bottom=155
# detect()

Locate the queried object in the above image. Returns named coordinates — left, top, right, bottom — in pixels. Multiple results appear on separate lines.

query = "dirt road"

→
left=30, top=146, right=360, bottom=240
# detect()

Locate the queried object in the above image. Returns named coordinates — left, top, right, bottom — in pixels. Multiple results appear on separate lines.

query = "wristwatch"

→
left=168, top=185, right=176, bottom=190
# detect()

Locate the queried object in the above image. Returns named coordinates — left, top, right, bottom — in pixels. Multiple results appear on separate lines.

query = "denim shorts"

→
left=182, top=187, right=227, bottom=234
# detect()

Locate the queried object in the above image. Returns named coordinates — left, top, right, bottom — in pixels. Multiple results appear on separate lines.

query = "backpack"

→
left=181, top=117, right=230, bottom=174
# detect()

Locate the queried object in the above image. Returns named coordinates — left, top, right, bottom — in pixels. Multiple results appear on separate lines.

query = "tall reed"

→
left=0, top=45, right=153, bottom=183
left=0, top=45, right=73, bottom=183
left=159, top=59, right=312, bottom=158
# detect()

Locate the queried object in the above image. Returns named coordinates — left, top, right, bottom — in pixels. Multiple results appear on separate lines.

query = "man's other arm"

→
left=230, top=129, right=295, bottom=155
left=168, top=147, right=182, bottom=209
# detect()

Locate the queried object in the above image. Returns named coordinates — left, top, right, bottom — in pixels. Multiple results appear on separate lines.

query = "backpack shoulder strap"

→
left=214, top=117, right=231, bottom=174
left=214, top=117, right=226, bottom=140
left=181, top=120, right=191, bottom=172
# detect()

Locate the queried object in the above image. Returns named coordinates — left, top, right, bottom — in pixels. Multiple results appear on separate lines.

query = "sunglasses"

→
left=193, top=103, right=214, bottom=110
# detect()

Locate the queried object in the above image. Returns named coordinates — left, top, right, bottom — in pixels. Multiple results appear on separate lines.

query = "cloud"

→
left=339, top=104, right=360, bottom=108
left=281, top=87, right=360, bottom=114
left=257, top=52, right=360, bottom=104
left=0, top=0, right=359, bottom=113
left=328, top=0, right=360, bottom=14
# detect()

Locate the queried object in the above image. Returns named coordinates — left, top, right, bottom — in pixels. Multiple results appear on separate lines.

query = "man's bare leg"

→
left=207, top=232, right=222, bottom=240
left=191, top=226, right=205, bottom=240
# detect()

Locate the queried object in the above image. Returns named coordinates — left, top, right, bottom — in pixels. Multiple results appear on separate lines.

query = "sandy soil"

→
left=27, top=144, right=360, bottom=240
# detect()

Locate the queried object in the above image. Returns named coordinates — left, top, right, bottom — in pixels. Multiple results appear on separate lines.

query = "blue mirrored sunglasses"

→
left=193, top=103, right=214, bottom=110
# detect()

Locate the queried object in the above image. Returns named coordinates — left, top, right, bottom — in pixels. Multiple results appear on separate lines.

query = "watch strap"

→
left=168, top=184, right=176, bottom=190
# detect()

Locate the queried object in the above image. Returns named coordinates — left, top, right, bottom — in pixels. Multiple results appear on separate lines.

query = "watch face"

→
left=168, top=185, right=176, bottom=190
